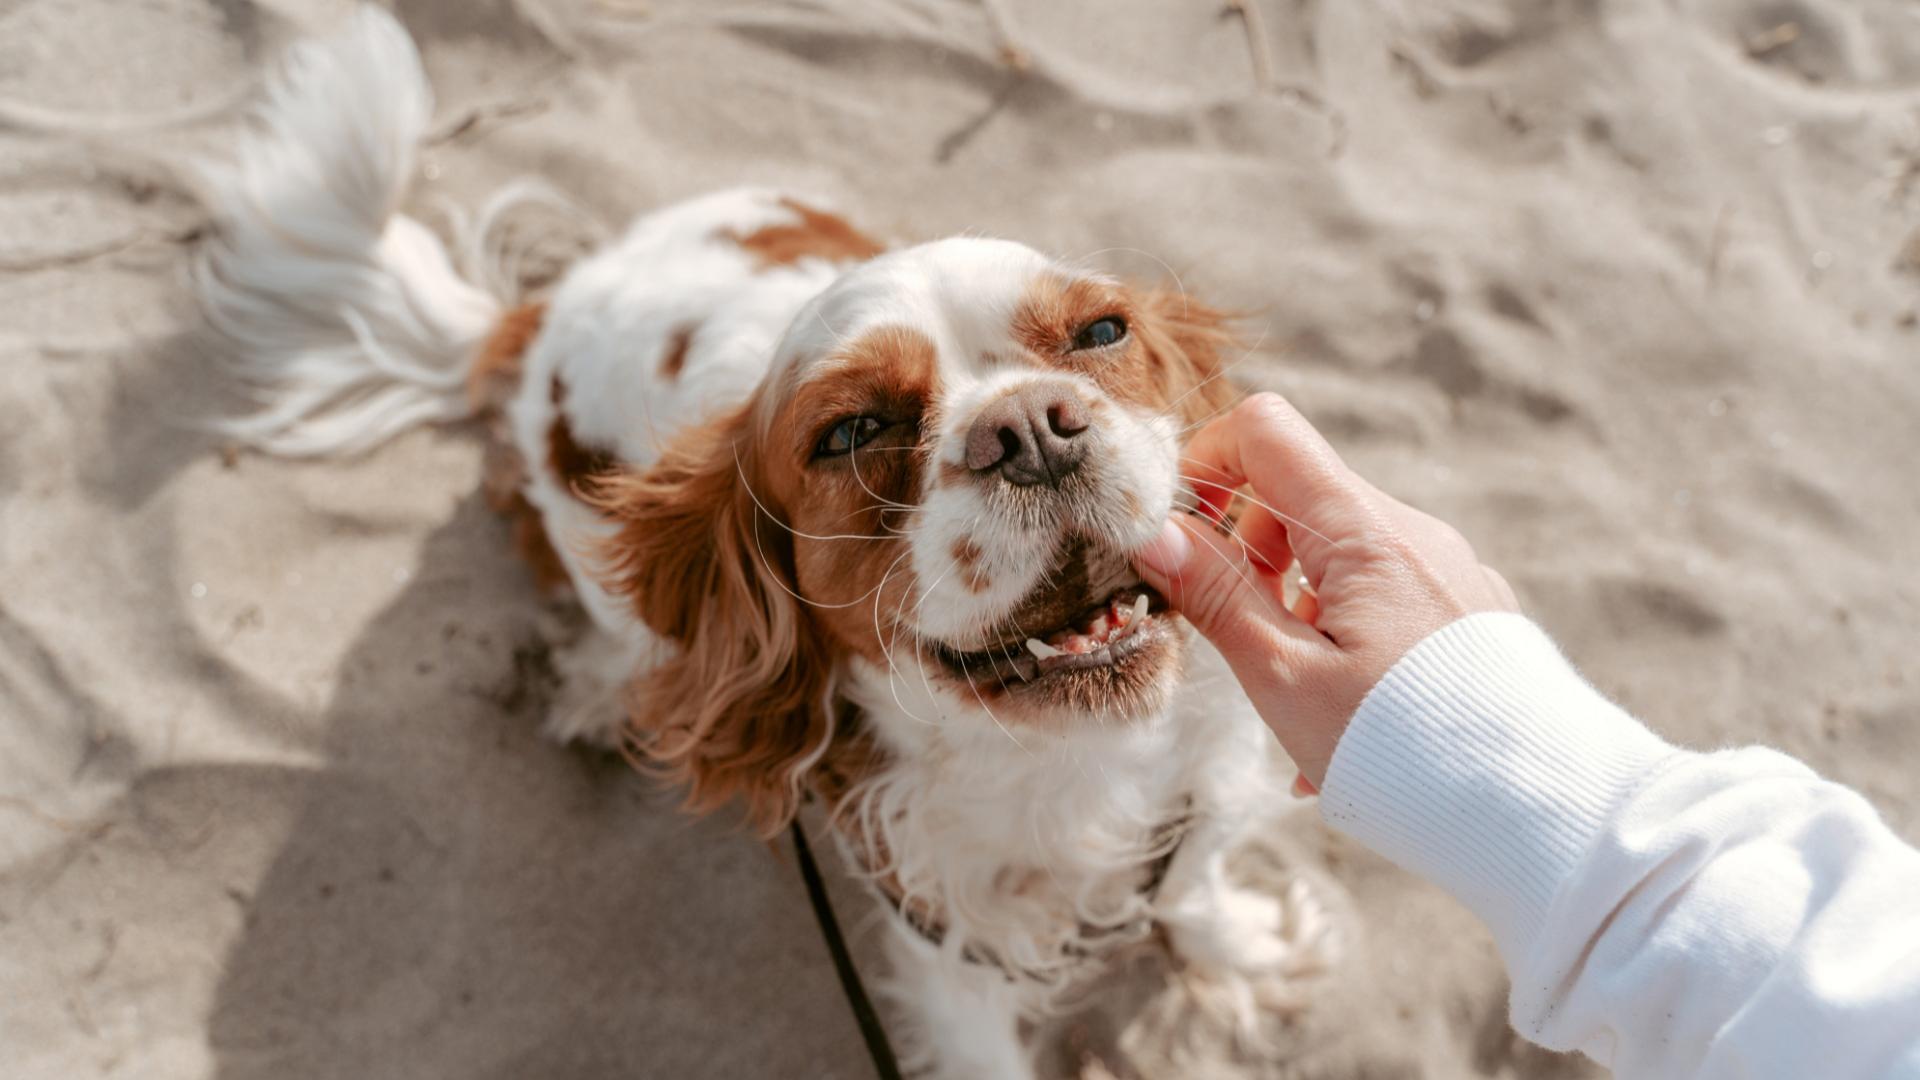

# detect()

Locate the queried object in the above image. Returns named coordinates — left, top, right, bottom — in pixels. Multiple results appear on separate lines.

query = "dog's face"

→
left=770, top=239, right=1237, bottom=723
left=600, top=238, right=1239, bottom=830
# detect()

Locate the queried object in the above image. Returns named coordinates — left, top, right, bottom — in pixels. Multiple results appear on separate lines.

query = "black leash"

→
left=789, top=819, right=905, bottom=1080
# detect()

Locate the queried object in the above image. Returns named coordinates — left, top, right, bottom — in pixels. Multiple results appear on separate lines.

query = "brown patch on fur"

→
left=547, top=376, right=620, bottom=495
left=467, top=302, right=546, bottom=412
left=499, top=490, right=573, bottom=594
left=658, top=323, right=695, bottom=380
left=784, top=327, right=939, bottom=667
left=1011, top=275, right=1243, bottom=430
left=726, top=198, right=885, bottom=271
left=950, top=539, right=981, bottom=570
left=466, top=303, right=573, bottom=596
left=1010, top=276, right=1117, bottom=362
left=951, top=538, right=993, bottom=594
left=590, top=325, right=936, bottom=834
left=937, top=459, right=972, bottom=487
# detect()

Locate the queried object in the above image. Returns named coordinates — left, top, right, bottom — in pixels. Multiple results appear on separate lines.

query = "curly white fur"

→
left=188, top=7, right=496, bottom=456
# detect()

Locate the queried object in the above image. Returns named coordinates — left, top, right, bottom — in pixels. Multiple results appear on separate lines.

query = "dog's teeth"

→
left=1026, top=638, right=1063, bottom=660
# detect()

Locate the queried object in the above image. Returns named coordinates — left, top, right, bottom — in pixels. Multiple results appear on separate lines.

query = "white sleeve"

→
left=1318, top=612, right=1920, bottom=1080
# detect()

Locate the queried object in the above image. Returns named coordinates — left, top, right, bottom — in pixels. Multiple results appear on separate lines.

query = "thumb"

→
left=1132, top=514, right=1319, bottom=665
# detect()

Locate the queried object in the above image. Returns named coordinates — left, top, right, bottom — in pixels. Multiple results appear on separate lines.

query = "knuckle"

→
left=1355, top=506, right=1415, bottom=557
left=1238, top=391, right=1293, bottom=429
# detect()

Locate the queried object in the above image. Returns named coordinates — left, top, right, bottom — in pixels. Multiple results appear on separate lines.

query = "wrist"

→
left=1316, top=613, right=1675, bottom=964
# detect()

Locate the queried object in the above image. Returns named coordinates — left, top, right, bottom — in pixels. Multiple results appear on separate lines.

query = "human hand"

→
left=1134, top=393, right=1519, bottom=790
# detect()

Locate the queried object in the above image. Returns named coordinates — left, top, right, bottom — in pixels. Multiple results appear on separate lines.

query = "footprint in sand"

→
left=1401, top=324, right=1580, bottom=426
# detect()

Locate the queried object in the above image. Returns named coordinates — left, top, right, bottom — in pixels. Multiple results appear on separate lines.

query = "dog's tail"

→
left=188, top=6, right=499, bottom=457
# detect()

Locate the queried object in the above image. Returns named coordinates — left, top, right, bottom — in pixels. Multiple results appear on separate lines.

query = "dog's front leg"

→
left=878, top=919, right=1032, bottom=1080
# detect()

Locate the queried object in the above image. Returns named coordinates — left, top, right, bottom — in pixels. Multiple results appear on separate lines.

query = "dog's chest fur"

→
left=832, top=648, right=1274, bottom=983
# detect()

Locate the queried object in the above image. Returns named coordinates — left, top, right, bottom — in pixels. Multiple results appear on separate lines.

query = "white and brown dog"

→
left=190, top=8, right=1334, bottom=1075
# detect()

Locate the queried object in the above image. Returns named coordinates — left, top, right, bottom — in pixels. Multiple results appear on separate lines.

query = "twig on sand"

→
left=427, top=98, right=552, bottom=146
left=1226, top=0, right=1276, bottom=93
left=1745, top=22, right=1801, bottom=60
left=0, top=223, right=204, bottom=274
left=0, top=794, right=97, bottom=833
left=979, top=0, right=1032, bottom=72
left=1221, top=0, right=1344, bottom=155
left=1223, top=1, right=1345, bottom=155
left=0, top=88, right=252, bottom=135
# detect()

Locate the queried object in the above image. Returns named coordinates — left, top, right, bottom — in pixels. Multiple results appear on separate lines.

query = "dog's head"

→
left=597, top=238, right=1240, bottom=831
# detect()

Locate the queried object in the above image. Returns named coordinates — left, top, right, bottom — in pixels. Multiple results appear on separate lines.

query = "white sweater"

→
left=1319, top=613, right=1920, bottom=1079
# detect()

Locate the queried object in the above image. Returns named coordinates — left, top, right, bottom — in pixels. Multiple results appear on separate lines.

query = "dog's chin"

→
left=920, top=541, right=1188, bottom=727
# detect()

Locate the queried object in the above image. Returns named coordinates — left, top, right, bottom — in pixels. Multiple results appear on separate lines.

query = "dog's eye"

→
left=1071, top=316, right=1127, bottom=351
left=817, top=416, right=886, bottom=457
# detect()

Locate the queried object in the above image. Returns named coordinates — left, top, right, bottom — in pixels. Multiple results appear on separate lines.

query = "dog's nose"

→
left=965, top=381, right=1091, bottom=487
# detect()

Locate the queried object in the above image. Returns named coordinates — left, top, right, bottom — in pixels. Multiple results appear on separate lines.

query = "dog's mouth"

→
left=918, top=537, right=1184, bottom=711
left=927, top=582, right=1172, bottom=687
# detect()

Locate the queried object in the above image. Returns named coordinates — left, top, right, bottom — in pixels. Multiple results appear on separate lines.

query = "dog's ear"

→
left=1133, top=287, right=1243, bottom=429
left=590, top=405, right=832, bottom=835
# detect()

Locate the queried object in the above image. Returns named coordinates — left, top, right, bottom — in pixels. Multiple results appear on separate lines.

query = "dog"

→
left=188, top=8, right=1335, bottom=1075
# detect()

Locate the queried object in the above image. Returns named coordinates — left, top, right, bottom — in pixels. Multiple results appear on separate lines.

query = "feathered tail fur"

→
left=189, top=6, right=498, bottom=456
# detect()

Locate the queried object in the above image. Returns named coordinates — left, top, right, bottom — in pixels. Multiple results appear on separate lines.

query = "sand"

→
left=2, top=0, right=1916, bottom=1076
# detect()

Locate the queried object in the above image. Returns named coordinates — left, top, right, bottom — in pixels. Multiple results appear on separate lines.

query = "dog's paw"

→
left=540, top=632, right=645, bottom=748
left=1122, top=875, right=1343, bottom=1066
left=540, top=691, right=628, bottom=748
left=1166, top=876, right=1339, bottom=992
left=1151, top=877, right=1341, bottom=1054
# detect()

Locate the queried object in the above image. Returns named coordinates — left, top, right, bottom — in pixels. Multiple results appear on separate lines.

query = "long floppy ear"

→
left=589, top=405, right=833, bottom=836
left=1134, top=287, right=1244, bottom=428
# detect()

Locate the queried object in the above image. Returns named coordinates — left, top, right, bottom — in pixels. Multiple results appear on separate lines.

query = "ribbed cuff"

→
left=1319, top=613, right=1677, bottom=965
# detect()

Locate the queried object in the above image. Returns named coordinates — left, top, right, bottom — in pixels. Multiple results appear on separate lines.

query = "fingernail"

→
left=1135, top=517, right=1192, bottom=576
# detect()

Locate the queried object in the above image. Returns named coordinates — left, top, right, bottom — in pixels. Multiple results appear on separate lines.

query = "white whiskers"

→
left=1180, top=466, right=1344, bottom=552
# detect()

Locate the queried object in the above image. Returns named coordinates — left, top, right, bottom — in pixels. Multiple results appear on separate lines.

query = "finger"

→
left=1179, top=393, right=1373, bottom=588
left=1133, top=514, right=1325, bottom=660
left=1175, top=463, right=1240, bottom=528
left=1232, top=506, right=1294, bottom=578
left=1290, top=588, right=1320, bottom=627
left=1180, top=473, right=1235, bottom=525
left=1228, top=507, right=1316, bottom=623
left=1482, top=565, right=1520, bottom=612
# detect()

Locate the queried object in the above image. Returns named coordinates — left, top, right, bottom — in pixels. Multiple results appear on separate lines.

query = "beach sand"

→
left=2, top=0, right=1916, bottom=1076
